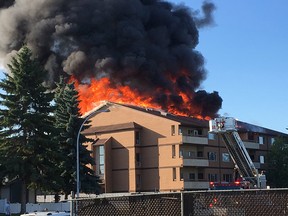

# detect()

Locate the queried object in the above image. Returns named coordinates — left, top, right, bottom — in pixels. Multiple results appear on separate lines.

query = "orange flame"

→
left=70, top=76, right=210, bottom=120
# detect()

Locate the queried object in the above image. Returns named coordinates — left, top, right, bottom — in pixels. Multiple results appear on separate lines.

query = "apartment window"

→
left=179, top=149, right=183, bottom=158
left=197, top=151, right=203, bottom=158
left=198, top=173, right=204, bottom=180
left=223, top=174, right=232, bottom=182
left=208, top=133, right=216, bottom=140
left=178, top=128, right=182, bottom=135
left=189, top=173, right=195, bottom=180
left=188, top=129, right=202, bottom=136
left=259, top=136, right=264, bottom=144
left=196, top=129, right=202, bottom=136
left=98, top=145, right=105, bottom=175
left=173, top=168, right=176, bottom=181
left=136, top=153, right=141, bottom=167
left=135, top=131, right=141, bottom=145
left=222, top=153, right=230, bottom=162
left=171, top=125, right=176, bottom=136
left=208, top=174, right=218, bottom=182
left=188, top=151, right=195, bottom=158
left=180, top=169, right=184, bottom=180
left=260, top=155, right=265, bottom=164
left=172, top=145, right=176, bottom=158
left=248, top=132, right=254, bottom=141
left=208, top=152, right=217, bottom=161
left=270, top=137, right=275, bottom=145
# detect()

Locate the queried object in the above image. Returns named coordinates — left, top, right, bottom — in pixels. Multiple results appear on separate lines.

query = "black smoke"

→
left=0, top=0, right=14, bottom=8
left=0, top=0, right=222, bottom=118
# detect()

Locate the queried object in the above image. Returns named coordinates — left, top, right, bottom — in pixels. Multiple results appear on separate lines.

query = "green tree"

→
left=54, top=77, right=100, bottom=198
left=266, top=136, right=288, bottom=188
left=0, top=46, right=58, bottom=213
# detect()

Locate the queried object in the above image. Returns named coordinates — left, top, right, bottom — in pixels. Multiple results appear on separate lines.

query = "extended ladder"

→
left=209, top=117, right=266, bottom=188
left=220, top=131, right=258, bottom=185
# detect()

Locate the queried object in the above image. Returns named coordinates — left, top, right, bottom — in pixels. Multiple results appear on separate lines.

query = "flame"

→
left=70, top=76, right=210, bottom=120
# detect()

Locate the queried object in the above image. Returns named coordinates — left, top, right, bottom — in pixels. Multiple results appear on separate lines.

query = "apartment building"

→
left=83, top=101, right=286, bottom=193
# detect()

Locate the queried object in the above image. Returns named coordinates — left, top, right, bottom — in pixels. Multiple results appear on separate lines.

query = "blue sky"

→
left=170, top=0, right=288, bottom=133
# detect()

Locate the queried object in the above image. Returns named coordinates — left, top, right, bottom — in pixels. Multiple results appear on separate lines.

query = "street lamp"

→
left=76, top=109, right=108, bottom=198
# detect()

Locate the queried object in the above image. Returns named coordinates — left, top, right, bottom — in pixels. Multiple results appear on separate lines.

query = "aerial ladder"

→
left=209, top=117, right=266, bottom=189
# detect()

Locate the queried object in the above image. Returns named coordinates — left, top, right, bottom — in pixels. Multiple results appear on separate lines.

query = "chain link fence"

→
left=72, top=189, right=288, bottom=215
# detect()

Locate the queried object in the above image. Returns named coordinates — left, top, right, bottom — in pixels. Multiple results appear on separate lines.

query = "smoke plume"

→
left=0, top=0, right=222, bottom=118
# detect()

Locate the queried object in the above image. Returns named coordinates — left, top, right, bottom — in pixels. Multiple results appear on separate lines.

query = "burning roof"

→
left=84, top=101, right=286, bottom=135
left=0, top=0, right=222, bottom=119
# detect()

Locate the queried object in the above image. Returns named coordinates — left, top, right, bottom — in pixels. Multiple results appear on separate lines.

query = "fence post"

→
left=180, top=192, right=184, bottom=216
left=70, top=191, right=75, bottom=216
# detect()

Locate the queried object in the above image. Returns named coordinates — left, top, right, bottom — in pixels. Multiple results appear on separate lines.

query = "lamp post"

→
left=76, top=110, right=106, bottom=198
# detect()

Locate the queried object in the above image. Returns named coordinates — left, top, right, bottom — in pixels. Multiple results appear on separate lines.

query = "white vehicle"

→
left=20, top=211, right=70, bottom=216
left=209, top=117, right=266, bottom=188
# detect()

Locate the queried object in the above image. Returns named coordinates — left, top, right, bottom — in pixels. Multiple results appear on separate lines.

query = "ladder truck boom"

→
left=209, top=117, right=266, bottom=188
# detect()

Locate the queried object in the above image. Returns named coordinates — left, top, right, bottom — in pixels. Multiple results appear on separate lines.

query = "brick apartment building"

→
left=83, top=101, right=287, bottom=193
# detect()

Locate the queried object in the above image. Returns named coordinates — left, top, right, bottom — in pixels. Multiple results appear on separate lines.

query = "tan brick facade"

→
left=83, top=102, right=285, bottom=193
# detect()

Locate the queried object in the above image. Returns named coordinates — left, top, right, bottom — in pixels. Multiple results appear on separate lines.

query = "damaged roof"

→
left=84, top=101, right=286, bottom=135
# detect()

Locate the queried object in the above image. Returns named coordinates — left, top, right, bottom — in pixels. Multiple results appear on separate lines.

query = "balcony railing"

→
left=182, top=158, right=209, bottom=167
left=184, top=180, right=209, bottom=189
left=243, top=141, right=260, bottom=149
left=181, top=135, right=208, bottom=145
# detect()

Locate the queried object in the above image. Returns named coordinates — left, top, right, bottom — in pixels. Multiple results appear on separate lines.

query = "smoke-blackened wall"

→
left=0, top=0, right=222, bottom=118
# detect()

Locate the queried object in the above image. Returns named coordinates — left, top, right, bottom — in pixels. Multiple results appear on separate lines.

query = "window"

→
left=270, top=137, right=275, bottom=145
left=208, top=133, right=216, bottom=140
left=173, top=168, right=176, bottom=181
left=222, top=153, right=230, bottom=162
left=208, top=174, right=218, bottom=182
left=248, top=132, right=254, bottom=141
left=208, top=152, right=217, bottom=161
left=172, top=145, right=176, bottom=158
left=171, top=125, right=175, bottom=136
left=188, top=129, right=202, bottom=136
left=189, top=173, right=195, bottom=180
left=188, top=129, right=193, bottom=136
left=197, top=151, right=203, bottom=158
left=259, top=136, right=264, bottom=144
left=135, top=131, right=140, bottom=145
left=198, top=173, right=204, bottom=180
left=260, top=155, right=265, bottom=164
left=180, top=169, right=184, bottom=180
left=178, top=128, right=182, bottom=135
left=223, top=174, right=232, bottom=182
left=188, top=151, right=195, bottom=158
left=179, top=149, right=183, bottom=158
left=136, top=153, right=141, bottom=167
left=196, top=129, right=203, bottom=136
left=98, top=145, right=105, bottom=175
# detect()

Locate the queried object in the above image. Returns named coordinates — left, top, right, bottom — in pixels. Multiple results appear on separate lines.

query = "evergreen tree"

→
left=0, top=46, right=58, bottom=213
left=266, top=136, right=288, bottom=188
left=54, top=77, right=100, bottom=198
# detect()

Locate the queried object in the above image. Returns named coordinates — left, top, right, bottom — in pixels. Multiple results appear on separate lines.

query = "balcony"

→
left=182, top=158, right=209, bottom=167
left=181, top=135, right=208, bottom=145
left=243, top=141, right=259, bottom=149
left=184, top=181, right=209, bottom=189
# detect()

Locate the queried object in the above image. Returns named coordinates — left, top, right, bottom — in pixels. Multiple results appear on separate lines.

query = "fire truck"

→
left=209, top=117, right=267, bottom=189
